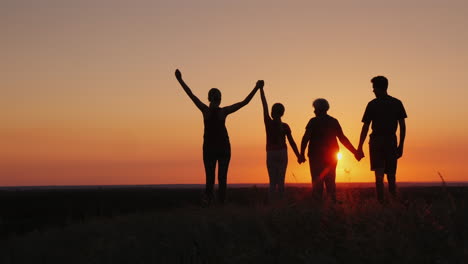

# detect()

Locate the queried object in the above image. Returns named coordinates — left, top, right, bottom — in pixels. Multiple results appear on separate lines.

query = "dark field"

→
left=1, top=185, right=468, bottom=263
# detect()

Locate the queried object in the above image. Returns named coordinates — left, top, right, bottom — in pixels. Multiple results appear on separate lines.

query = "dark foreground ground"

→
left=1, top=185, right=468, bottom=263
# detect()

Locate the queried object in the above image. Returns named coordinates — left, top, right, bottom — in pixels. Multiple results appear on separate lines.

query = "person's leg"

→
left=217, top=152, right=231, bottom=204
left=203, top=152, right=216, bottom=203
left=309, top=160, right=324, bottom=201
left=267, top=151, right=277, bottom=195
left=277, top=150, right=288, bottom=197
left=385, top=143, right=398, bottom=198
left=324, top=162, right=337, bottom=202
left=374, top=169, right=385, bottom=203
left=370, top=139, right=386, bottom=203
left=387, top=173, right=396, bottom=197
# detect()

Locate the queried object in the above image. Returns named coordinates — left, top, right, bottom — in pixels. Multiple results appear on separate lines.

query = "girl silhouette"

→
left=259, top=85, right=301, bottom=199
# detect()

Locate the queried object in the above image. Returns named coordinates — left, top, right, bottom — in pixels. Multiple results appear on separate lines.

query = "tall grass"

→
left=1, top=186, right=468, bottom=264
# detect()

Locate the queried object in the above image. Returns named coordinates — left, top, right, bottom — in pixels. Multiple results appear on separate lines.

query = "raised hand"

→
left=175, top=69, right=182, bottom=80
left=255, top=80, right=264, bottom=89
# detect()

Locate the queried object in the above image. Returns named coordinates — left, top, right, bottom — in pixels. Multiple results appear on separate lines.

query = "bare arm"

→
left=397, top=118, right=406, bottom=158
left=357, top=121, right=370, bottom=158
left=337, top=131, right=357, bottom=156
left=175, top=69, right=208, bottom=112
left=286, top=132, right=301, bottom=159
left=300, top=129, right=312, bottom=158
left=259, top=87, right=271, bottom=123
left=298, top=129, right=311, bottom=164
left=224, top=80, right=263, bottom=115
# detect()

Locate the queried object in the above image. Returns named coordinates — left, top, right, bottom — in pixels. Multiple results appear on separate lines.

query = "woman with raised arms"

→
left=175, top=69, right=263, bottom=204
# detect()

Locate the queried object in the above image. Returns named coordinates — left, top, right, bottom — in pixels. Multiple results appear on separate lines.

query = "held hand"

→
left=175, top=69, right=182, bottom=80
left=298, top=154, right=306, bottom=164
left=397, top=145, right=404, bottom=159
left=355, top=149, right=364, bottom=161
left=255, top=80, right=264, bottom=89
left=354, top=151, right=363, bottom=161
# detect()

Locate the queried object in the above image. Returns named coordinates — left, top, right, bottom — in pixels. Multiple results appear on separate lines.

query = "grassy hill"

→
left=1, top=186, right=467, bottom=263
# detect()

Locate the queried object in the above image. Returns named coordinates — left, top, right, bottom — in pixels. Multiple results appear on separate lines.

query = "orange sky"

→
left=2, top=1, right=468, bottom=186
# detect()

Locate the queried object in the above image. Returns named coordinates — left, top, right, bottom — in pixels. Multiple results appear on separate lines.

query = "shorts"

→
left=203, top=145, right=231, bottom=162
left=369, top=136, right=398, bottom=174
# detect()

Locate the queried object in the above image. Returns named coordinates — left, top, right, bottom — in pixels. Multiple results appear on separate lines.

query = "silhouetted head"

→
left=271, top=103, right=285, bottom=119
left=208, top=88, right=221, bottom=107
left=371, top=76, right=388, bottom=98
left=313, top=98, right=329, bottom=116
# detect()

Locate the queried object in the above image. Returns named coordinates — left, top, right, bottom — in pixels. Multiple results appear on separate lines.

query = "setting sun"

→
left=337, top=152, right=343, bottom=161
left=2, top=0, right=468, bottom=186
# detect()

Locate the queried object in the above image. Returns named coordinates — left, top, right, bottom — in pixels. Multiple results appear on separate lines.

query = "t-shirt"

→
left=203, top=107, right=230, bottom=151
left=264, top=119, right=291, bottom=151
left=362, top=95, right=407, bottom=138
left=305, top=115, right=342, bottom=162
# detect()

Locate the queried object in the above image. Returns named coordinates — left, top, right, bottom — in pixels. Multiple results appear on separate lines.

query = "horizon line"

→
left=1, top=181, right=467, bottom=190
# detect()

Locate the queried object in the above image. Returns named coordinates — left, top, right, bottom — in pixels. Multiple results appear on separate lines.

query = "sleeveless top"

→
left=203, top=107, right=230, bottom=152
left=264, top=119, right=290, bottom=151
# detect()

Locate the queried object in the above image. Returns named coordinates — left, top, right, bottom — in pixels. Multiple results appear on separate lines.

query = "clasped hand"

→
left=297, top=154, right=306, bottom=164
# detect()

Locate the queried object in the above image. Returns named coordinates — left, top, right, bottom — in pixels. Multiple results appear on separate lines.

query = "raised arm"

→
left=175, top=69, right=208, bottom=112
left=224, top=80, right=263, bottom=115
left=397, top=118, right=406, bottom=158
left=259, top=86, right=271, bottom=122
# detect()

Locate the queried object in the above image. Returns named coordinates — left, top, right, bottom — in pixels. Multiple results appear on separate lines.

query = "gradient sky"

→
left=2, top=0, right=468, bottom=186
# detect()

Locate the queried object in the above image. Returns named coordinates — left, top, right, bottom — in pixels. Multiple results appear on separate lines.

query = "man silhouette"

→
left=357, top=76, right=407, bottom=203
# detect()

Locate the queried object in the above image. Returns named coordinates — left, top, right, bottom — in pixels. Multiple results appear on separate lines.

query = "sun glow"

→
left=337, top=152, right=343, bottom=161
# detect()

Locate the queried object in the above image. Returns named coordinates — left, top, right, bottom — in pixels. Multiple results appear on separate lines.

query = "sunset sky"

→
left=2, top=0, right=468, bottom=186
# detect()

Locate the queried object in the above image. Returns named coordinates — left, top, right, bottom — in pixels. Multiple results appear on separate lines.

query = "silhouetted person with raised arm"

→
left=300, top=99, right=360, bottom=202
left=175, top=69, right=262, bottom=204
left=259, top=84, right=302, bottom=200
left=357, top=76, right=407, bottom=203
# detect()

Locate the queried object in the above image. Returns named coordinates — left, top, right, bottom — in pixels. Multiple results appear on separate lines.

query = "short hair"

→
left=271, top=103, right=285, bottom=118
left=371, top=76, right=388, bottom=90
left=313, top=98, right=329, bottom=112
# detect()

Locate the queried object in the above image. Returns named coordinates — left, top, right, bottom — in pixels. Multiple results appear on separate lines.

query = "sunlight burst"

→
left=337, top=152, right=343, bottom=160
